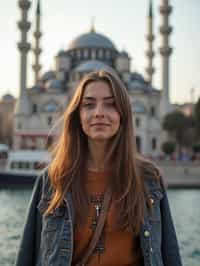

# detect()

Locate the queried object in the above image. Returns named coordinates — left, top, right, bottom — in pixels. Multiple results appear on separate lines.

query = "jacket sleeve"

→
left=160, top=188, right=183, bottom=266
left=15, top=173, right=43, bottom=266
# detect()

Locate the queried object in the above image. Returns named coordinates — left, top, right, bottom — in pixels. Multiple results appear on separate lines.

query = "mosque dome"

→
left=74, top=60, right=116, bottom=74
left=41, top=71, right=56, bottom=82
left=2, top=93, right=14, bottom=101
left=68, top=31, right=116, bottom=50
left=128, top=72, right=149, bottom=91
left=45, top=79, right=63, bottom=91
left=131, top=72, right=146, bottom=83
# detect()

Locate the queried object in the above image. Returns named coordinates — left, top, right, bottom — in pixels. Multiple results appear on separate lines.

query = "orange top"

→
left=72, top=170, right=143, bottom=265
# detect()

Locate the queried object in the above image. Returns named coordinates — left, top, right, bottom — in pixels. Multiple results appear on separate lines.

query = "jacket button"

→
left=144, top=230, right=150, bottom=237
left=150, top=198, right=154, bottom=204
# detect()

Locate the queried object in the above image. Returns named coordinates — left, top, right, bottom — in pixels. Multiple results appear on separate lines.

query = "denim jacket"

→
left=15, top=170, right=182, bottom=266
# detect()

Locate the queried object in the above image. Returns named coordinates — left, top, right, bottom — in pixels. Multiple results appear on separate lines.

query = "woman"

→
left=15, top=70, right=182, bottom=266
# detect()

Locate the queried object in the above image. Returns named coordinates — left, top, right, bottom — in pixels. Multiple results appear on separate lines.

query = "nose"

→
left=94, top=103, right=105, bottom=118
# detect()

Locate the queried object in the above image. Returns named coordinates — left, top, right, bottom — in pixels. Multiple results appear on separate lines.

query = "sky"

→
left=0, top=0, right=200, bottom=104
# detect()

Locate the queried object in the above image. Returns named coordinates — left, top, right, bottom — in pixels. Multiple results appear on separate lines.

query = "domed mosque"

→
left=14, top=0, right=173, bottom=157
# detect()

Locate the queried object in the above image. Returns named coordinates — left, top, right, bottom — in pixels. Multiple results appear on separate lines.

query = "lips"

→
left=91, top=123, right=109, bottom=126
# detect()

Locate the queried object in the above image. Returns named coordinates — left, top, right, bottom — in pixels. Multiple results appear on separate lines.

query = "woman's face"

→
left=79, top=81, right=120, bottom=142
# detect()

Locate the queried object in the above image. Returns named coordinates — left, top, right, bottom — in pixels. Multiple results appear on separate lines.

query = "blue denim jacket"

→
left=15, top=170, right=182, bottom=266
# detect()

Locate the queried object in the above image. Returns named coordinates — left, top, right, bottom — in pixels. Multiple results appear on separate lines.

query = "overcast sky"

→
left=0, top=0, right=200, bottom=103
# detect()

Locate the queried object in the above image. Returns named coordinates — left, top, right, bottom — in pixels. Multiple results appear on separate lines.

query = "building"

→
left=0, top=94, right=16, bottom=146
left=14, top=0, right=173, bottom=157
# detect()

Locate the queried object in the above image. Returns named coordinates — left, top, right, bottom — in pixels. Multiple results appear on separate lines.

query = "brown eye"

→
left=105, top=101, right=115, bottom=107
left=82, top=102, right=95, bottom=108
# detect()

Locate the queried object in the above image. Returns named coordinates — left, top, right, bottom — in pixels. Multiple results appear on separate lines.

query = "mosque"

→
left=14, top=0, right=173, bottom=157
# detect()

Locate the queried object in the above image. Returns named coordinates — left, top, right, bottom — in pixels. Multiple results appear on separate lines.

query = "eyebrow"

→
left=82, top=96, right=114, bottom=101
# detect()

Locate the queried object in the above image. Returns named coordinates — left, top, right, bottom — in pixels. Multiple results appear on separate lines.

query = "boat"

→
left=0, top=150, right=51, bottom=186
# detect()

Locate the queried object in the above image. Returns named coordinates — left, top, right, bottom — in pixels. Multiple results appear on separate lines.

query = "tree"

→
left=194, top=97, right=200, bottom=140
left=161, top=141, right=176, bottom=156
left=162, top=111, right=192, bottom=157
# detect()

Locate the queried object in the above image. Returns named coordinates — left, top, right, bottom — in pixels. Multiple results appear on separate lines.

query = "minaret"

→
left=32, top=0, right=42, bottom=84
left=17, top=0, right=31, bottom=97
left=14, top=0, right=31, bottom=149
left=159, top=0, right=173, bottom=116
left=145, top=0, right=155, bottom=85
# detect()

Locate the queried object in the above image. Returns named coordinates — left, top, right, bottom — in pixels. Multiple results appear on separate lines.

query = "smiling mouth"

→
left=91, top=123, right=109, bottom=126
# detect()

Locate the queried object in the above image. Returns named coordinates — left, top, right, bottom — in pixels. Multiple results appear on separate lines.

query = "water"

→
left=168, top=190, right=200, bottom=266
left=0, top=188, right=31, bottom=266
left=0, top=188, right=199, bottom=266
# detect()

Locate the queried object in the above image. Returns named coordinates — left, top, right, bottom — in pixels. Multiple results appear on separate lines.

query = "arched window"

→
left=84, top=49, right=89, bottom=59
left=150, top=106, right=155, bottom=117
left=48, top=116, right=52, bottom=126
left=77, top=49, right=81, bottom=59
left=43, top=101, right=60, bottom=113
left=136, top=136, right=141, bottom=152
left=135, top=117, right=140, bottom=128
left=132, top=102, right=147, bottom=114
left=105, top=50, right=111, bottom=59
left=32, top=103, right=37, bottom=114
left=91, top=49, right=96, bottom=59
left=98, top=49, right=103, bottom=59
left=152, top=137, right=157, bottom=151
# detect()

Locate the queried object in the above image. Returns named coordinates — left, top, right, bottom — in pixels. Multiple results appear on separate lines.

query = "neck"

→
left=87, top=140, right=111, bottom=171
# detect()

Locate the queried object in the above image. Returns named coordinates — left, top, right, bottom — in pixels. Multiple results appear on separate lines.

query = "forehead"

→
left=82, top=81, right=113, bottom=98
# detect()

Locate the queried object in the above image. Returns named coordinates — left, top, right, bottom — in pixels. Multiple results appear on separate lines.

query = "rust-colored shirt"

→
left=72, top=170, right=143, bottom=265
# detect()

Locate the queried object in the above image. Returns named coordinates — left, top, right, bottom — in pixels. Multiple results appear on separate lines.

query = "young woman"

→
left=15, top=70, right=182, bottom=266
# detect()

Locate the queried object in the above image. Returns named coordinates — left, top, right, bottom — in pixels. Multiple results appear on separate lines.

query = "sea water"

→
left=0, top=188, right=199, bottom=266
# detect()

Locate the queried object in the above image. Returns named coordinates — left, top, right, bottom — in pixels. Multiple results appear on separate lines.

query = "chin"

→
left=90, top=135, right=110, bottom=141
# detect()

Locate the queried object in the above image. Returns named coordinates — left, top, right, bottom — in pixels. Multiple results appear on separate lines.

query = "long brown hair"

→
left=46, top=70, right=160, bottom=235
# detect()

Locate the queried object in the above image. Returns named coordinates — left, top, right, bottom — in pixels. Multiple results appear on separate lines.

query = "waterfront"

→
left=0, top=187, right=200, bottom=266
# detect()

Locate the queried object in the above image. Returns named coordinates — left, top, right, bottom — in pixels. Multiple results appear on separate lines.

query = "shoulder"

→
left=37, top=167, right=53, bottom=200
left=136, top=155, right=165, bottom=192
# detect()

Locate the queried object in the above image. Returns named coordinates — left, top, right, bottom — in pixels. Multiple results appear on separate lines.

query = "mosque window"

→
left=150, top=106, right=155, bottom=117
left=91, top=49, right=96, bottom=59
left=77, top=49, right=81, bottom=59
left=105, top=50, right=111, bottom=59
left=132, top=102, right=146, bottom=114
left=152, top=137, right=157, bottom=151
left=98, top=49, right=103, bottom=59
left=136, top=136, right=141, bottom=153
left=84, top=49, right=89, bottom=58
left=48, top=116, right=52, bottom=126
left=32, top=103, right=37, bottom=114
left=135, top=117, right=140, bottom=128
left=43, top=101, right=60, bottom=112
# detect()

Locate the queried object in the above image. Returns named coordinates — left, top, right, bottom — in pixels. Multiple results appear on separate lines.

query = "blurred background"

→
left=0, top=0, right=200, bottom=265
